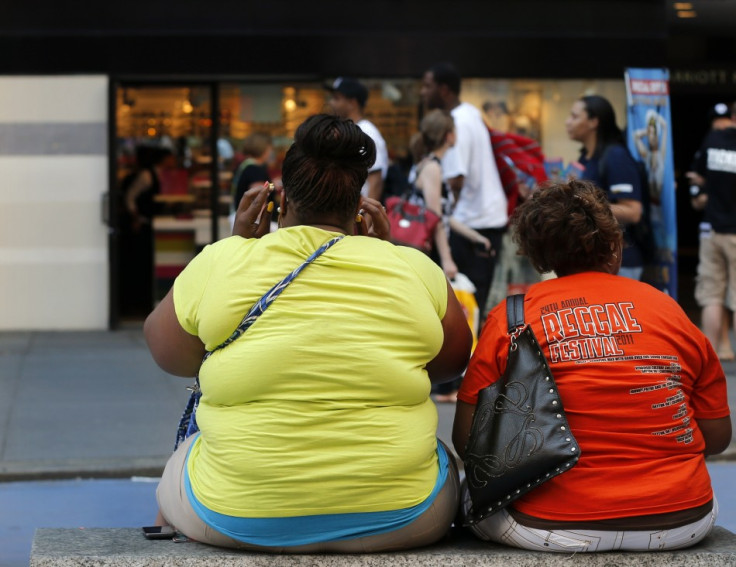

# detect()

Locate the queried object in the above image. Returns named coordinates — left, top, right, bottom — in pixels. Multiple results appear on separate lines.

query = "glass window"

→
left=114, top=85, right=214, bottom=318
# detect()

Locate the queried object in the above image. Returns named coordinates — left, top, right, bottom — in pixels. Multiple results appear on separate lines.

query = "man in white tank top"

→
left=421, top=63, right=508, bottom=317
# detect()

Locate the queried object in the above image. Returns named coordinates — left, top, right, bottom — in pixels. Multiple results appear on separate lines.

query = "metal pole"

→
left=108, top=78, right=120, bottom=329
left=210, top=82, right=220, bottom=242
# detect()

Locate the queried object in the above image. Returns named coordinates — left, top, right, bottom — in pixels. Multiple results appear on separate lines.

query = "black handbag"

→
left=463, top=294, right=580, bottom=525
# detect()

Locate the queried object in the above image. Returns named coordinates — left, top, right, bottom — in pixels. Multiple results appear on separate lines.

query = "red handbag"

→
left=385, top=195, right=441, bottom=253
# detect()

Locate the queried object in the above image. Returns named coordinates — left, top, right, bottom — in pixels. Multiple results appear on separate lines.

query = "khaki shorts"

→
left=156, top=434, right=460, bottom=552
left=695, top=231, right=736, bottom=310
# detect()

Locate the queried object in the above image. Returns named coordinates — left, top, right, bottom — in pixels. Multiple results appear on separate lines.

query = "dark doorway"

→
left=109, top=81, right=220, bottom=327
left=670, top=93, right=725, bottom=321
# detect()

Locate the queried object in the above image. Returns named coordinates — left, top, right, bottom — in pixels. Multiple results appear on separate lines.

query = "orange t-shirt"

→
left=459, top=272, right=730, bottom=521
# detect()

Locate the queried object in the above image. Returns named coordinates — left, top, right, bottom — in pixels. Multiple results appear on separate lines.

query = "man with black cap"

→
left=687, top=102, right=736, bottom=357
left=327, top=77, right=388, bottom=201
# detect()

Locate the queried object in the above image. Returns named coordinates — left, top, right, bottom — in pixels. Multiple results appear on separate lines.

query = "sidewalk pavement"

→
left=2, top=328, right=736, bottom=567
left=0, top=329, right=190, bottom=481
left=1, top=327, right=735, bottom=481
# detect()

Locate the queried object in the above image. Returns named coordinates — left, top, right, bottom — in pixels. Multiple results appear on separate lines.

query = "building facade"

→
left=1, top=0, right=732, bottom=329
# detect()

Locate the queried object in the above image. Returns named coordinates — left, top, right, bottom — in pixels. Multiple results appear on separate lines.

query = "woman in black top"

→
left=232, top=132, right=276, bottom=211
left=565, top=95, right=644, bottom=280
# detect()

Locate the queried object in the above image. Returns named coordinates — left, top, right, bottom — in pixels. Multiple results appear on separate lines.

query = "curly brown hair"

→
left=511, top=179, right=623, bottom=276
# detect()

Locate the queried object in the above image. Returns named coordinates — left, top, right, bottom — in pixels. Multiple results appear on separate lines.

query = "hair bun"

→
left=295, top=115, right=376, bottom=169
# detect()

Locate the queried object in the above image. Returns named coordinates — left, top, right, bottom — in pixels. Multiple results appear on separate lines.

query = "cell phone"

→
left=253, top=182, right=276, bottom=226
left=473, top=241, right=492, bottom=257
left=142, top=526, right=176, bottom=540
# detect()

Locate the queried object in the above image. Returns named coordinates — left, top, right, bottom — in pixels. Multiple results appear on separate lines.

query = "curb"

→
left=0, top=457, right=167, bottom=482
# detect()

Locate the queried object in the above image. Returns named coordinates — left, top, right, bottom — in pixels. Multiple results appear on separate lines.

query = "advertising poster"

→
left=624, top=68, right=677, bottom=298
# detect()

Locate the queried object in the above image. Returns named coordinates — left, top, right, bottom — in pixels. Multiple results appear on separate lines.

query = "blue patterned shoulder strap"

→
left=206, top=235, right=344, bottom=356
left=175, top=235, right=344, bottom=448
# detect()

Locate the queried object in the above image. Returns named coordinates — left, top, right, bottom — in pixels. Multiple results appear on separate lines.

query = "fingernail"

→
left=263, top=181, right=270, bottom=188
left=267, top=202, right=274, bottom=213
left=355, top=214, right=363, bottom=223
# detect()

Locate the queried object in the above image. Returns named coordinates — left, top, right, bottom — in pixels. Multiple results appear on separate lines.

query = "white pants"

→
left=462, top=488, right=718, bottom=552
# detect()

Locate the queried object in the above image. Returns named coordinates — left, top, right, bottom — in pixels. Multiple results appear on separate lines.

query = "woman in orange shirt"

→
left=453, top=179, right=731, bottom=552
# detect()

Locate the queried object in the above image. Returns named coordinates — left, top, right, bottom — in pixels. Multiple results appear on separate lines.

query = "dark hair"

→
left=429, top=62, right=461, bottom=96
left=512, top=179, right=622, bottom=276
left=136, top=145, right=173, bottom=169
left=281, top=114, right=376, bottom=223
left=580, top=95, right=624, bottom=153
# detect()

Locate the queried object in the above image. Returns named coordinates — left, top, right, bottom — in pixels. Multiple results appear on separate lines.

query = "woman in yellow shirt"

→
left=144, top=114, right=472, bottom=551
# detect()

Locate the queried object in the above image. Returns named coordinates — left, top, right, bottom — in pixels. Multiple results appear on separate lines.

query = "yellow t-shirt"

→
left=174, top=226, right=448, bottom=518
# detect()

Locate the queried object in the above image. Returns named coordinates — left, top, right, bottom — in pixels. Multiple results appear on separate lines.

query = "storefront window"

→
left=114, top=84, right=213, bottom=318
left=217, top=79, right=421, bottom=206
left=112, top=76, right=626, bottom=322
left=461, top=78, right=626, bottom=165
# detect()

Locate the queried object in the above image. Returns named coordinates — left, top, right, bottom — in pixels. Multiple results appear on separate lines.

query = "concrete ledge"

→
left=31, top=527, right=736, bottom=566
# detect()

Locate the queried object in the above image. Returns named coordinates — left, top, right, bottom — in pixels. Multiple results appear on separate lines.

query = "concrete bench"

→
left=31, top=526, right=736, bottom=566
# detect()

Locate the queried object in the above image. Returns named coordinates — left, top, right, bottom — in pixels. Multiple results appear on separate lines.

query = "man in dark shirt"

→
left=689, top=102, right=736, bottom=353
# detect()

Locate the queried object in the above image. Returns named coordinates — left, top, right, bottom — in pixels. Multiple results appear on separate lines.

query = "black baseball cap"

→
left=325, top=77, right=368, bottom=108
left=708, top=102, right=731, bottom=122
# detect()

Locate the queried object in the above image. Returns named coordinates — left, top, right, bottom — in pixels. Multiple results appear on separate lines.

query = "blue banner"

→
left=624, top=68, right=677, bottom=298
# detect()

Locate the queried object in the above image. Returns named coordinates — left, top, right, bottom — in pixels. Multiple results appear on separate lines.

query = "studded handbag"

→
left=463, top=294, right=581, bottom=525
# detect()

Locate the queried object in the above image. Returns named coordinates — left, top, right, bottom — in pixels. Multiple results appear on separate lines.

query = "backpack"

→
left=598, top=145, right=657, bottom=264
left=488, top=129, right=548, bottom=216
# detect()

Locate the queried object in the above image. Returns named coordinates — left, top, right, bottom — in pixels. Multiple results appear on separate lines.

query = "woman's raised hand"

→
left=232, top=183, right=274, bottom=239
left=355, top=197, right=391, bottom=241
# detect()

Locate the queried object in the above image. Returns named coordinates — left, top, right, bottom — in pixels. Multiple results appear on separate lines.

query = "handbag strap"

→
left=506, top=293, right=526, bottom=334
left=402, top=162, right=429, bottom=205
left=202, top=235, right=344, bottom=363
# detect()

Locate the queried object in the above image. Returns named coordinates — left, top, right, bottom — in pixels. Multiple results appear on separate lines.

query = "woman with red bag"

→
left=410, top=110, right=492, bottom=280
left=411, top=110, right=492, bottom=403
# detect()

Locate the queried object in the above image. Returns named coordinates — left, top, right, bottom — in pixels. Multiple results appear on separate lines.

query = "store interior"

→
left=114, top=79, right=425, bottom=320
left=113, top=76, right=695, bottom=323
